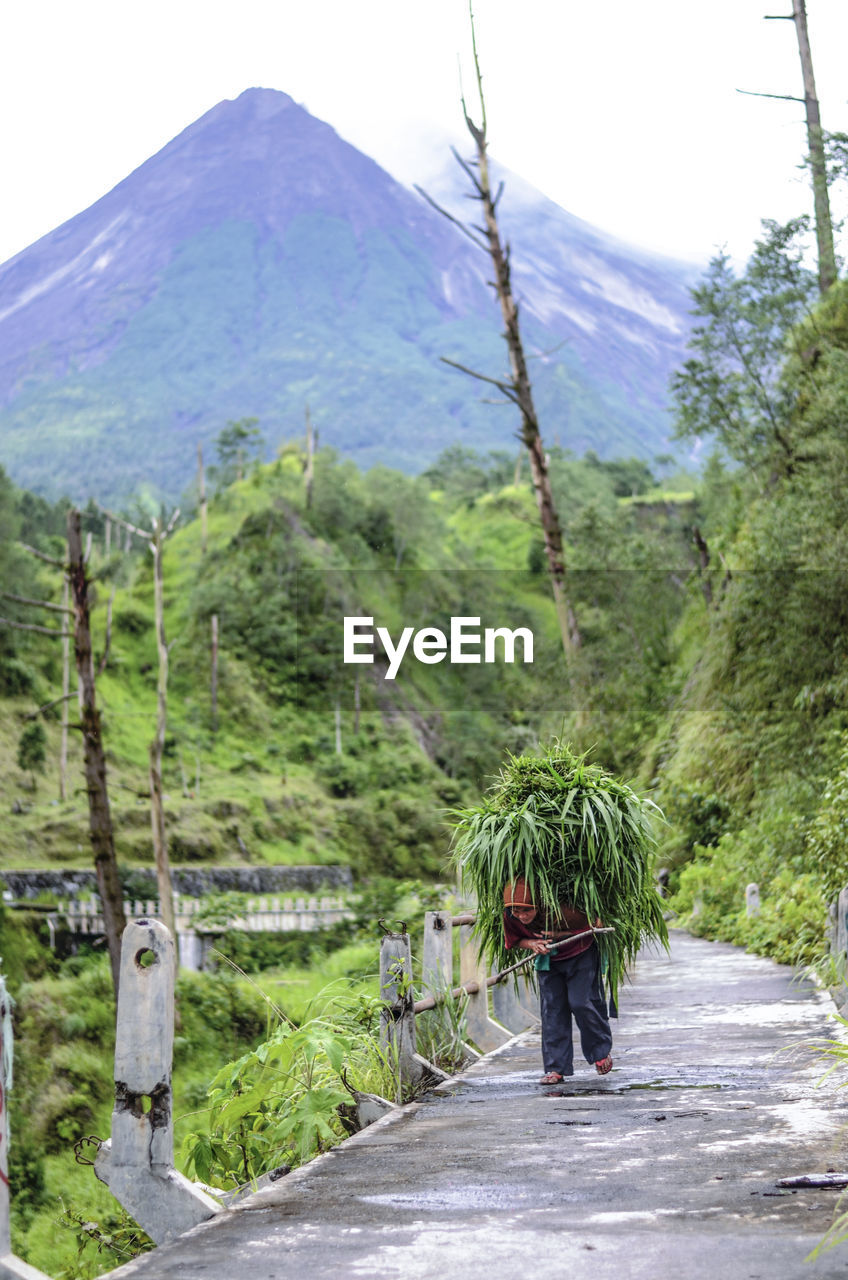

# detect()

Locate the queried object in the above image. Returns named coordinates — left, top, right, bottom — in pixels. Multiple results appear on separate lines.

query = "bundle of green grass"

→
left=450, top=744, right=668, bottom=1001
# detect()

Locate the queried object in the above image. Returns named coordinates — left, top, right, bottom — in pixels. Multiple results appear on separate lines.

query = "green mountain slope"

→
left=0, top=443, right=697, bottom=883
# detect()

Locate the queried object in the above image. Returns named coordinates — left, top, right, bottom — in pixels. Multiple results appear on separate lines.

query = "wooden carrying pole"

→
left=412, top=926, right=614, bottom=1013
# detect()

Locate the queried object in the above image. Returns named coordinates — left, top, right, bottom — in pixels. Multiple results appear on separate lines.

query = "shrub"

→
left=0, top=657, right=36, bottom=696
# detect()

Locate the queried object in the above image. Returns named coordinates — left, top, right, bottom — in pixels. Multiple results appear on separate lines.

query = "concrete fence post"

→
left=421, top=912, right=453, bottom=993
left=490, top=966, right=540, bottom=1035
left=94, top=919, right=221, bottom=1245
left=837, top=887, right=848, bottom=962
left=0, top=980, right=49, bottom=1280
left=828, top=899, right=838, bottom=957
left=458, top=924, right=511, bottom=1053
left=379, top=932, right=430, bottom=1090
left=745, top=883, right=760, bottom=918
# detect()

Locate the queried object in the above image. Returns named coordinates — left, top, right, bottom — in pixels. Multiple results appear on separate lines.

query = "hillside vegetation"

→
left=0, top=439, right=695, bottom=884
left=5, top=220, right=848, bottom=1269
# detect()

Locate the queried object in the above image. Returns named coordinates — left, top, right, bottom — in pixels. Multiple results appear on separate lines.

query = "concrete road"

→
left=108, top=931, right=848, bottom=1279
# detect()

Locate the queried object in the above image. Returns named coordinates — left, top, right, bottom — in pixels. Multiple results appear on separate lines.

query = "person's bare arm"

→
left=519, top=938, right=550, bottom=955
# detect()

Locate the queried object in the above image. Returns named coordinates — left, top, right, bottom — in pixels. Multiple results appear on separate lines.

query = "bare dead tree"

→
left=98, top=504, right=180, bottom=941
left=741, top=1, right=836, bottom=293
left=415, top=6, right=583, bottom=712
left=198, top=442, right=208, bottom=554
left=149, top=515, right=174, bottom=938
left=67, top=511, right=127, bottom=995
left=60, top=574, right=70, bottom=801
left=210, top=613, right=219, bottom=733
left=304, top=404, right=316, bottom=510
left=0, top=550, right=127, bottom=992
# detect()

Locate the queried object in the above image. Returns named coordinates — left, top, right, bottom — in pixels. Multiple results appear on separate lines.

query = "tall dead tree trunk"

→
left=210, top=613, right=219, bottom=733
left=149, top=519, right=176, bottom=940
left=98, top=502, right=179, bottom=943
left=67, top=510, right=126, bottom=995
left=59, top=575, right=69, bottom=802
left=791, top=0, right=836, bottom=293
left=198, top=443, right=208, bottom=554
left=416, top=8, right=583, bottom=707
left=761, top=2, right=836, bottom=292
left=304, top=404, right=315, bottom=510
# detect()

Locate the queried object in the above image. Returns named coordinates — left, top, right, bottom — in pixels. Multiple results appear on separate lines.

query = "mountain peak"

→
left=0, top=90, right=697, bottom=502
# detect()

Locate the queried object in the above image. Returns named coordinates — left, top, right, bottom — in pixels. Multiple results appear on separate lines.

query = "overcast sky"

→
left=2, top=0, right=846, bottom=268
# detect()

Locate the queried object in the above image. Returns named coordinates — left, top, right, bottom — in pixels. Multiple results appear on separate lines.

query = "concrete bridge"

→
left=92, top=930, right=848, bottom=1280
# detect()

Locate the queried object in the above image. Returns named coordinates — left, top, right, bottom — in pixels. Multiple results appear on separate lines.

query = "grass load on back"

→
left=450, top=744, right=668, bottom=1001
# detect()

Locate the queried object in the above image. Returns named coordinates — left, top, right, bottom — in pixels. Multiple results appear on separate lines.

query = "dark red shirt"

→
left=503, top=907, right=595, bottom=963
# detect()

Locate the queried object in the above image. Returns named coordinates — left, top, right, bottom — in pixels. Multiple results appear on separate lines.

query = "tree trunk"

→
left=67, top=510, right=126, bottom=996
left=210, top=613, right=219, bottom=733
left=198, top=442, right=208, bottom=554
left=304, top=404, right=315, bottom=510
left=457, top=36, right=584, bottom=684
left=149, top=521, right=176, bottom=941
left=791, top=0, right=836, bottom=293
left=59, top=575, right=69, bottom=802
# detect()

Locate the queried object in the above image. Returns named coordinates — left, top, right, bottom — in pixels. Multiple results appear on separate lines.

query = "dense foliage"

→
left=6, top=201, right=848, bottom=1267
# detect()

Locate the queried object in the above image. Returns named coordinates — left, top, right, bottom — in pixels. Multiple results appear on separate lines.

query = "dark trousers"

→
left=538, top=946, right=612, bottom=1075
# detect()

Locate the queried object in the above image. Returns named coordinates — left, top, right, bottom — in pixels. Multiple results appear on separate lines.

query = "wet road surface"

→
left=107, top=931, right=848, bottom=1278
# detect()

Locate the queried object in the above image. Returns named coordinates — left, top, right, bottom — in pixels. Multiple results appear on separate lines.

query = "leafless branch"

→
left=17, top=542, right=65, bottom=569
left=95, top=503, right=152, bottom=541
left=736, top=87, right=805, bottom=103
left=97, top=589, right=116, bottom=677
left=0, top=615, right=69, bottom=638
left=413, top=184, right=488, bottom=251
left=529, top=340, right=570, bottom=360
left=450, top=146, right=484, bottom=196
left=24, top=689, right=80, bottom=720
left=439, top=356, right=520, bottom=403
left=1, top=591, right=73, bottom=615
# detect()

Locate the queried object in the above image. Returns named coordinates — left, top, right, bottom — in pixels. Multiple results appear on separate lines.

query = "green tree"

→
left=671, top=219, right=816, bottom=477
left=17, top=720, right=46, bottom=789
left=211, top=418, right=265, bottom=488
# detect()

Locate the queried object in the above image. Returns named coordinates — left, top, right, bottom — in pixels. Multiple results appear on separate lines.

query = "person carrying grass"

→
left=503, top=876, right=613, bottom=1084
left=451, top=744, right=667, bottom=1085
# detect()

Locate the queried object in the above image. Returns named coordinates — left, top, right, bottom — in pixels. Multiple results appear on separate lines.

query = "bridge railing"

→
left=58, top=893, right=351, bottom=934
left=379, top=908, right=540, bottom=1090
left=53, top=894, right=354, bottom=971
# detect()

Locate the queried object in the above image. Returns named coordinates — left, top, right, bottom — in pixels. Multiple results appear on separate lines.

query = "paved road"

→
left=109, top=932, right=848, bottom=1279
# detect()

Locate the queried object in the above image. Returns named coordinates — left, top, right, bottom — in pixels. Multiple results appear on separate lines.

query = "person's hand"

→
left=523, top=938, right=551, bottom=955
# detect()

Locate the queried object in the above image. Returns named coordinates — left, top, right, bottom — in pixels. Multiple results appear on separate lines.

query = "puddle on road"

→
left=360, top=1183, right=581, bottom=1213
left=545, top=1080, right=726, bottom=1097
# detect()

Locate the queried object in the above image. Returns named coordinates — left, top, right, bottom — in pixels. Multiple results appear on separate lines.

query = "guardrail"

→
left=50, top=895, right=353, bottom=971
left=0, top=904, right=542, bottom=1259
left=379, top=909, right=540, bottom=1089
left=58, top=894, right=351, bottom=933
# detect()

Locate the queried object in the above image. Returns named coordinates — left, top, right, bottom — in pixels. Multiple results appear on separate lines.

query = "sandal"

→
left=539, top=1071, right=564, bottom=1084
left=595, top=1055, right=613, bottom=1076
